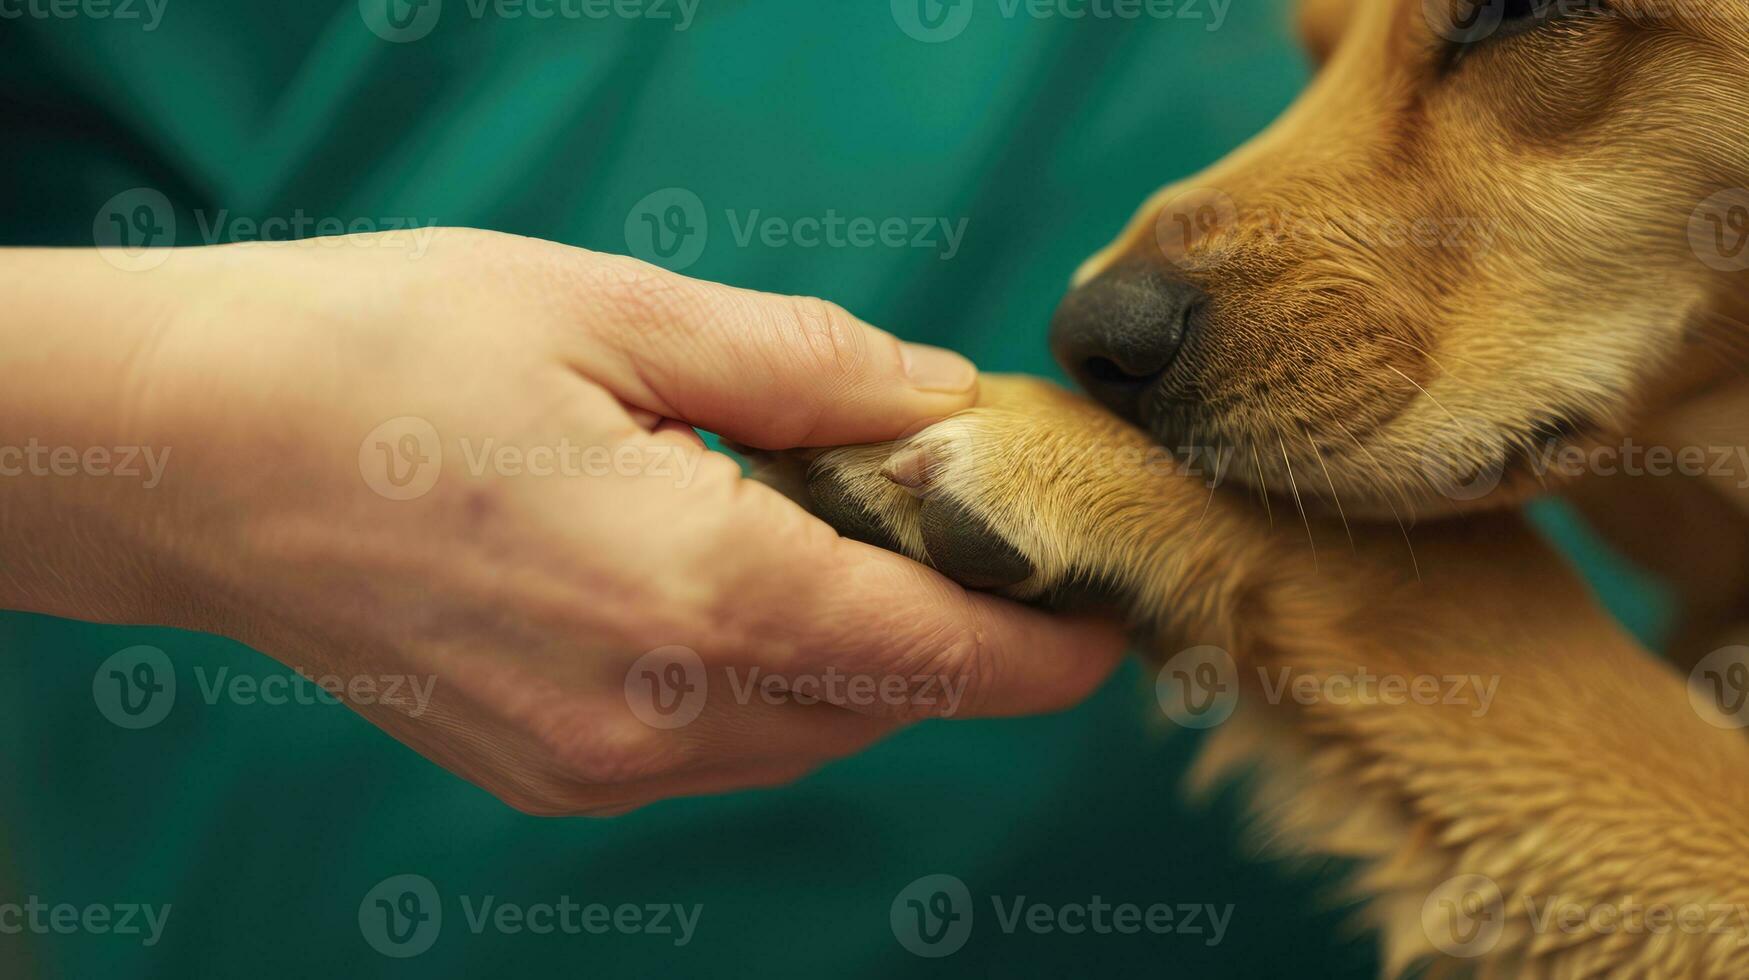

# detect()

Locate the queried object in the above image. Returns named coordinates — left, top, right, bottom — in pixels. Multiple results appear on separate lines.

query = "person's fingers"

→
left=560, top=253, right=979, bottom=449
left=650, top=418, right=705, bottom=447
left=564, top=760, right=832, bottom=818
left=811, top=556, right=1128, bottom=719
left=513, top=701, right=897, bottom=816
left=670, top=697, right=901, bottom=769
left=718, top=481, right=1129, bottom=720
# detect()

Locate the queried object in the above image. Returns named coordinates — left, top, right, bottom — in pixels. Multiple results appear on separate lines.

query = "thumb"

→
left=572, top=255, right=979, bottom=448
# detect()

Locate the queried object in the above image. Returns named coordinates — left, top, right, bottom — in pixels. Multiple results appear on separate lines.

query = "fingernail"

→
left=882, top=445, right=932, bottom=489
left=901, top=343, right=977, bottom=393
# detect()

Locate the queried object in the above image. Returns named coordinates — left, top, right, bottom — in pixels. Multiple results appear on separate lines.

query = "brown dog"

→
left=766, top=0, right=1749, bottom=975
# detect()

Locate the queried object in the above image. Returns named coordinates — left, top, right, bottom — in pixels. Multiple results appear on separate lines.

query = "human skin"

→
left=0, top=229, right=1124, bottom=815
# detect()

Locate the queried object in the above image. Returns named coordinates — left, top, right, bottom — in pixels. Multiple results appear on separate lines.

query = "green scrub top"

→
left=0, top=1, right=1667, bottom=976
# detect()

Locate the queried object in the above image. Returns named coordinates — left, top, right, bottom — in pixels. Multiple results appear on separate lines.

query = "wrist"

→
left=0, top=248, right=199, bottom=626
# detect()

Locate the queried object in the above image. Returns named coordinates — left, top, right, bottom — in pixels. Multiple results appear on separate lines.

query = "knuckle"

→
left=585, top=255, right=694, bottom=326
left=498, top=789, right=579, bottom=818
left=741, top=763, right=820, bottom=791
left=538, top=713, right=694, bottom=786
left=889, top=626, right=994, bottom=720
left=496, top=783, right=646, bottom=819
left=778, top=295, right=878, bottom=379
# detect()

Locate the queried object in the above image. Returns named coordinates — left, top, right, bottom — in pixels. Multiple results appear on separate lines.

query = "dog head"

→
left=1055, top=0, right=1749, bottom=518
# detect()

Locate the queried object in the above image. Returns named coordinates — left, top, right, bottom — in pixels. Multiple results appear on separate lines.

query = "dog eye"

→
left=1443, top=0, right=1609, bottom=57
left=1494, top=0, right=1569, bottom=39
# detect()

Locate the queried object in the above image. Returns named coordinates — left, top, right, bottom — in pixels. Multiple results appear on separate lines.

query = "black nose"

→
left=1049, top=263, right=1205, bottom=421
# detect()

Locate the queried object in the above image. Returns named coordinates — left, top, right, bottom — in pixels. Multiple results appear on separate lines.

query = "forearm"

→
left=0, top=248, right=191, bottom=624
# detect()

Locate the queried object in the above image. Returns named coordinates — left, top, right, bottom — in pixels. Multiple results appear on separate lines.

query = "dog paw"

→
left=798, top=410, right=1063, bottom=599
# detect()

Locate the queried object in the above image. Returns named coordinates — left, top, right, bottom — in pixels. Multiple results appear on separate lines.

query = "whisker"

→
left=1188, top=436, right=1226, bottom=544
left=1279, top=436, right=1318, bottom=570
left=1332, top=419, right=1422, bottom=583
left=1251, top=445, right=1274, bottom=529
left=1306, top=430, right=1354, bottom=552
left=1373, top=334, right=1482, bottom=380
left=1385, top=364, right=1460, bottom=425
left=1688, top=320, right=1749, bottom=381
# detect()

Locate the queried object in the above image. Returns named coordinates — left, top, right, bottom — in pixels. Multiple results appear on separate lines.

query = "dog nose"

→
left=1049, top=263, right=1205, bottom=421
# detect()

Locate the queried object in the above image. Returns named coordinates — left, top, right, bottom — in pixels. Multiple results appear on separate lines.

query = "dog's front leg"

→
left=783, top=374, right=1749, bottom=977
left=777, top=373, right=1350, bottom=644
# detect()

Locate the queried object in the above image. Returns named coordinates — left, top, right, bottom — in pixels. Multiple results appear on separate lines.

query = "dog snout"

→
left=1049, top=262, right=1205, bottom=423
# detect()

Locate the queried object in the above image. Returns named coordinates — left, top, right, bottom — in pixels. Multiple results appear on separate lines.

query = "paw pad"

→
left=807, top=444, right=1036, bottom=593
left=805, top=468, right=903, bottom=553
left=917, top=496, right=1035, bottom=591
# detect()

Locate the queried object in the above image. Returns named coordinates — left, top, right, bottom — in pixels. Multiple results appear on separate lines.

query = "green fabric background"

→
left=0, top=1, right=1669, bottom=976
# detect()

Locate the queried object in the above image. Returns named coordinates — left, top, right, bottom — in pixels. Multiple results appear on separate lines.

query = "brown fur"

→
left=765, top=0, right=1749, bottom=974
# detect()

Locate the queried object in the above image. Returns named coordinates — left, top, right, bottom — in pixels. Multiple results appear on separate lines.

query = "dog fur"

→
left=764, top=1, right=1749, bottom=975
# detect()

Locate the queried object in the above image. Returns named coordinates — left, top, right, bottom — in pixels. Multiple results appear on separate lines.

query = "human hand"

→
left=0, top=230, right=1125, bottom=815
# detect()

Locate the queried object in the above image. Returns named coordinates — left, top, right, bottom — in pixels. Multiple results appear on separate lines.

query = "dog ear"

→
left=1296, top=0, right=1356, bottom=67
